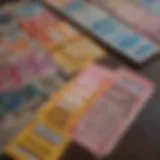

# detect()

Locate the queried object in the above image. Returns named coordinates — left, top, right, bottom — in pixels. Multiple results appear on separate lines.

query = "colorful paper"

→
left=5, top=120, right=70, bottom=160
left=36, top=64, right=114, bottom=132
left=71, top=68, right=154, bottom=157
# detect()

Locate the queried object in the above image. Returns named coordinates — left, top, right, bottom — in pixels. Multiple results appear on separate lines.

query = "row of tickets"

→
left=0, top=0, right=105, bottom=92
left=1, top=1, right=104, bottom=73
left=0, top=1, right=105, bottom=151
left=0, top=51, right=70, bottom=150
left=90, top=0, right=160, bottom=47
left=4, top=63, right=154, bottom=159
left=43, top=0, right=160, bottom=65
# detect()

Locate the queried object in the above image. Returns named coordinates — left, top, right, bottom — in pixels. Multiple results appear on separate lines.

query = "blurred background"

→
left=0, top=0, right=160, bottom=160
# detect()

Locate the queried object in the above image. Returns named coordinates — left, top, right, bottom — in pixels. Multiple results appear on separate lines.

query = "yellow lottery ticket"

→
left=5, top=119, right=70, bottom=160
left=52, top=36, right=105, bottom=73
left=36, top=63, right=114, bottom=133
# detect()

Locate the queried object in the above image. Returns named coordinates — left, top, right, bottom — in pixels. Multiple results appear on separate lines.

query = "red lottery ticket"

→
left=71, top=67, right=154, bottom=157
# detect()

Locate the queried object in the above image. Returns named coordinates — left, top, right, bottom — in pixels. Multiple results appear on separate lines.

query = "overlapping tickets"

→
left=15, top=2, right=105, bottom=73
left=0, top=55, right=69, bottom=150
left=52, top=35, right=105, bottom=73
left=0, top=50, right=58, bottom=92
left=16, top=2, right=79, bottom=52
left=4, top=119, right=70, bottom=160
left=0, top=84, right=46, bottom=150
left=4, top=63, right=115, bottom=159
left=0, top=1, right=106, bottom=153
left=43, top=0, right=159, bottom=64
left=4, top=63, right=154, bottom=158
left=70, top=67, right=154, bottom=157
left=92, top=0, right=160, bottom=43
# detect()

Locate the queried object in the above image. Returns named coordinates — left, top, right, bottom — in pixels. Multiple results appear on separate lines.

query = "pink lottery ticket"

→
left=137, top=14, right=160, bottom=35
left=56, top=63, right=115, bottom=112
left=70, top=67, right=154, bottom=157
left=115, top=3, right=147, bottom=25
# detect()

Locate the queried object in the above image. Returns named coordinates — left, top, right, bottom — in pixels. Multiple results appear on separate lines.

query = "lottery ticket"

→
left=36, top=63, right=115, bottom=133
left=34, top=20, right=78, bottom=52
left=45, top=0, right=159, bottom=64
left=52, top=36, right=104, bottom=73
left=0, top=58, right=71, bottom=151
left=0, top=84, right=47, bottom=150
left=90, top=16, right=159, bottom=63
left=0, top=50, right=57, bottom=92
left=113, top=2, right=160, bottom=37
left=4, top=119, right=70, bottom=160
left=95, top=0, right=160, bottom=44
left=56, top=21, right=79, bottom=41
left=69, top=3, right=107, bottom=28
left=14, top=50, right=57, bottom=83
left=115, top=2, right=147, bottom=25
left=71, top=67, right=154, bottom=157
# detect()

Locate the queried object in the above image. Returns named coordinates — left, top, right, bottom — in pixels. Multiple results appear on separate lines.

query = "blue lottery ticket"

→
left=70, top=4, right=107, bottom=27
left=0, top=84, right=43, bottom=115
left=50, top=0, right=159, bottom=64
left=62, top=0, right=84, bottom=14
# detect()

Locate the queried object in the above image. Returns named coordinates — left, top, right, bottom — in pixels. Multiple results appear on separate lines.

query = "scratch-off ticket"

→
left=71, top=67, right=154, bottom=157
left=36, top=63, right=115, bottom=133
left=52, top=36, right=105, bottom=73
left=4, top=119, right=70, bottom=160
